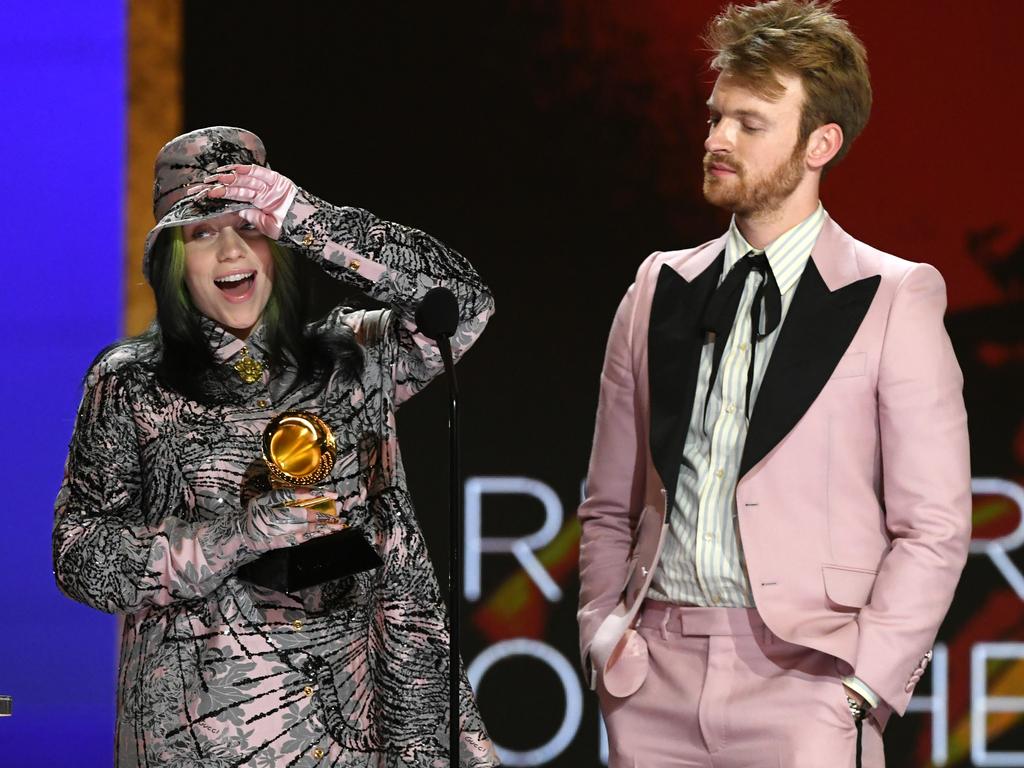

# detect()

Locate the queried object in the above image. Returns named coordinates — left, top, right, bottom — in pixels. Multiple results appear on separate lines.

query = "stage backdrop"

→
left=5, top=2, right=1022, bottom=767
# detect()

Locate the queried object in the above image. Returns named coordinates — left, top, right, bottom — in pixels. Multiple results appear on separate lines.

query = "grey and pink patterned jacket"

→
left=53, top=189, right=500, bottom=767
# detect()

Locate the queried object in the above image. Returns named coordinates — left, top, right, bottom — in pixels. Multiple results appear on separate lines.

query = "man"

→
left=576, top=2, right=971, bottom=766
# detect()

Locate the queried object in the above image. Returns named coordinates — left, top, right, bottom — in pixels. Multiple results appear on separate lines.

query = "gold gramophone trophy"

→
left=236, top=410, right=383, bottom=593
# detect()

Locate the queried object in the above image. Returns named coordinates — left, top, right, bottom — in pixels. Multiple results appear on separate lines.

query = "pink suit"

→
left=578, top=217, right=971, bottom=764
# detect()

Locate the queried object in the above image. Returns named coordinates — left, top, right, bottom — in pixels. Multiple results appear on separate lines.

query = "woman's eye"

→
left=189, top=228, right=213, bottom=240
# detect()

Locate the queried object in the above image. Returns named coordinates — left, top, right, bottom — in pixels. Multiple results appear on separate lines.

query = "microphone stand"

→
left=437, top=335, right=461, bottom=767
left=414, top=286, right=463, bottom=766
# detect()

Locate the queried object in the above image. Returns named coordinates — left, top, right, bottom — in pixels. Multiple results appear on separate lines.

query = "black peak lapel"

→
left=648, top=255, right=723, bottom=505
left=740, top=259, right=880, bottom=477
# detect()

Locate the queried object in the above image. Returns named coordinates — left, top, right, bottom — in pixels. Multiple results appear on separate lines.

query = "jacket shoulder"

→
left=85, top=330, right=160, bottom=388
left=846, top=232, right=943, bottom=287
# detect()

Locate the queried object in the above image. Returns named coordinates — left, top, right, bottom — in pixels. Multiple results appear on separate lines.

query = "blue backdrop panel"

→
left=0, top=2, right=125, bottom=765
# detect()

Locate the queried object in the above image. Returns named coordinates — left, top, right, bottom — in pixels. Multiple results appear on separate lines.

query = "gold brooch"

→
left=233, top=347, right=264, bottom=384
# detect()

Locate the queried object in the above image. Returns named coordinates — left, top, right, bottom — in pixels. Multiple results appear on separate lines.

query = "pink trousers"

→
left=597, top=602, right=885, bottom=768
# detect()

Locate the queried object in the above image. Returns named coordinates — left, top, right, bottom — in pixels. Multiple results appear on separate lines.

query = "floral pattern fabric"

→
left=53, top=189, right=499, bottom=767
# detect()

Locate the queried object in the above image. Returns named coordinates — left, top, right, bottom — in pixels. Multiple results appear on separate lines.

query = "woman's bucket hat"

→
left=143, top=126, right=269, bottom=281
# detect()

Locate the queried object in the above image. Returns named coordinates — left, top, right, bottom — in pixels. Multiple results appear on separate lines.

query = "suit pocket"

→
left=822, top=564, right=877, bottom=608
left=829, top=352, right=866, bottom=379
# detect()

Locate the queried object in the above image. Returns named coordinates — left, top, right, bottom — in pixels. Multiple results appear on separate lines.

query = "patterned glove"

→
left=198, top=164, right=298, bottom=239
left=241, top=487, right=341, bottom=550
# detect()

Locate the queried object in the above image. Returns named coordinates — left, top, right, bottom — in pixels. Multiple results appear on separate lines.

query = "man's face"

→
left=181, top=212, right=275, bottom=339
left=702, top=72, right=808, bottom=217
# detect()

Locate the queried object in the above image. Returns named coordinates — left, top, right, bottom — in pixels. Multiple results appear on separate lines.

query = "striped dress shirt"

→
left=649, top=204, right=826, bottom=607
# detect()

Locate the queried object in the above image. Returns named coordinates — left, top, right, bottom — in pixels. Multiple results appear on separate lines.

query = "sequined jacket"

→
left=53, top=189, right=499, bottom=767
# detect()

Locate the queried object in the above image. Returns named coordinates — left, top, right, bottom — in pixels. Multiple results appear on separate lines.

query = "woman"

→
left=53, top=126, right=499, bottom=767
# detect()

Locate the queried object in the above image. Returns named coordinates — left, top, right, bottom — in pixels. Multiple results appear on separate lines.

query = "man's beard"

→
left=702, top=142, right=806, bottom=217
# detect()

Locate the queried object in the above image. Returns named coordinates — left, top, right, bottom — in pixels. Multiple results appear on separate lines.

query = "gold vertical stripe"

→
left=125, top=0, right=183, bottom=336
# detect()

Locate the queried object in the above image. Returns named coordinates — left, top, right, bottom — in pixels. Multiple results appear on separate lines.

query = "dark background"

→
left=183, top=3, right=1023, bottom=765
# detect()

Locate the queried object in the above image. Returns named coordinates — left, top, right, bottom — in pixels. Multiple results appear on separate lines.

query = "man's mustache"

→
left=703, top=154, right=742, bottom=174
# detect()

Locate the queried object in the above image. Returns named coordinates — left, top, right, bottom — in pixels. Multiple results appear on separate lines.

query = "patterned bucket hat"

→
left=142, top=126, right=270, bottom=281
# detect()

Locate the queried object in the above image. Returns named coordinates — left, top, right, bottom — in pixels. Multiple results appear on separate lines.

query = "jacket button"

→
left=302, top=233, right=314, bottom=247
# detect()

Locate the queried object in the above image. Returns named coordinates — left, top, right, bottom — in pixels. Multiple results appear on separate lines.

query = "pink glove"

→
left=196, top=164, right=298, bottom=240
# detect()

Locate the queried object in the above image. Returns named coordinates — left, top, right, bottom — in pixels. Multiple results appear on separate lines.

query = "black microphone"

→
left=415, top=287, right=459, bottom=340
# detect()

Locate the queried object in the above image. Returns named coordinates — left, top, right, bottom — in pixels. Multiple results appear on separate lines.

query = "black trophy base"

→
left=236, top=528, right=384, bottom=593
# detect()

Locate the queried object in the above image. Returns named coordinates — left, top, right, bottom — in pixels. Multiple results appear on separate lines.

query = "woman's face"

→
left=181, top=212, right=275, bottom=339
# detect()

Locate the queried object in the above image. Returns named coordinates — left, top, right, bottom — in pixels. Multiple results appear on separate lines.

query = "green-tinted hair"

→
left=149, top=227, right=359, bottom=402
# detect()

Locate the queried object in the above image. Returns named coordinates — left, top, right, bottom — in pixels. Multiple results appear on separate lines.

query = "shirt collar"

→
left=198, top=316, right=271, bottom=364
left=724, top=203, right=826, bottom=295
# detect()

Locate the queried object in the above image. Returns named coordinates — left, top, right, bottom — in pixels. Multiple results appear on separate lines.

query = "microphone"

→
left=415, top=287, right=459, bottom=340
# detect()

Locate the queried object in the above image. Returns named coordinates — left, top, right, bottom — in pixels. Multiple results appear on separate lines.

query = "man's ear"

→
left=805, top=123, right=844, bottom=170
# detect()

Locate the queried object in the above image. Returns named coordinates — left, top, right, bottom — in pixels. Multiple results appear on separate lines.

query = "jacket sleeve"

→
left=278, top=188, right=494, bottom=407
left=577, top=258, right=652, bottom=675
left=853, top=262, right=972, bottom=714
left=53, top=366, right=317, bottom=614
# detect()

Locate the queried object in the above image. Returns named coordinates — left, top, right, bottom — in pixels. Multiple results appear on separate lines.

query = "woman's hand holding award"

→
left=236, top=410, right=383, bottom=592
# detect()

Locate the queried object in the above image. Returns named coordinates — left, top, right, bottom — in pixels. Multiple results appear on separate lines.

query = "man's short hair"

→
left=704, top=0, right=872, bottom=170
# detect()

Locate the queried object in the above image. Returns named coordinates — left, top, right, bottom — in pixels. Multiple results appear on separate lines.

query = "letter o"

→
left=468, top=639, right=583, bottom=766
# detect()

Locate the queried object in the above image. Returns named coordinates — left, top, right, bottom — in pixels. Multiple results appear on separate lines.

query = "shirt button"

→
left=739, top=342, right=748, bottom=352
left=705, top=533, right=714, bottom=543
left=712, top=594, right=722, bottom=605
left=312, top=747, right=325, bottom=759
left=725, top=403, right=736, bottom=414
left=715, top=468, right=725, bottom=479
left=304, top=685, right=315, bottom=697
left=256, top=399, right=270, bottom=408
left=291, top=619, right=303, bottom=630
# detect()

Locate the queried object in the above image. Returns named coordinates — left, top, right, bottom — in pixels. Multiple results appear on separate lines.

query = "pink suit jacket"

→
left=578, top=216, right=971, bottom=718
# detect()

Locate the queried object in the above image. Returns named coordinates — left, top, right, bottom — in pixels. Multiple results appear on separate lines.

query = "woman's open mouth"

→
left=214, top=271, right=256, bottom=302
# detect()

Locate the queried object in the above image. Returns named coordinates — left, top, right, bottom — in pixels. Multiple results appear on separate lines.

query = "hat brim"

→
left=142, top=195, right=256, bottom=282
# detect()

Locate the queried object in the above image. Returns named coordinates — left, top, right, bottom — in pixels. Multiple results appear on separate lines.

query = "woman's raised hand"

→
left=193, top=164, right=297, bottom=239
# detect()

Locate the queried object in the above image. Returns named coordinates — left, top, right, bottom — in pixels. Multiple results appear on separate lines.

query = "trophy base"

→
left=236, top=528, right=384, bottom=593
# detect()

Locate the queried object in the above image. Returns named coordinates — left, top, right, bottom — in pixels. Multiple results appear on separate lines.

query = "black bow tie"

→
left=700, top=251, right=782, bottom=426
